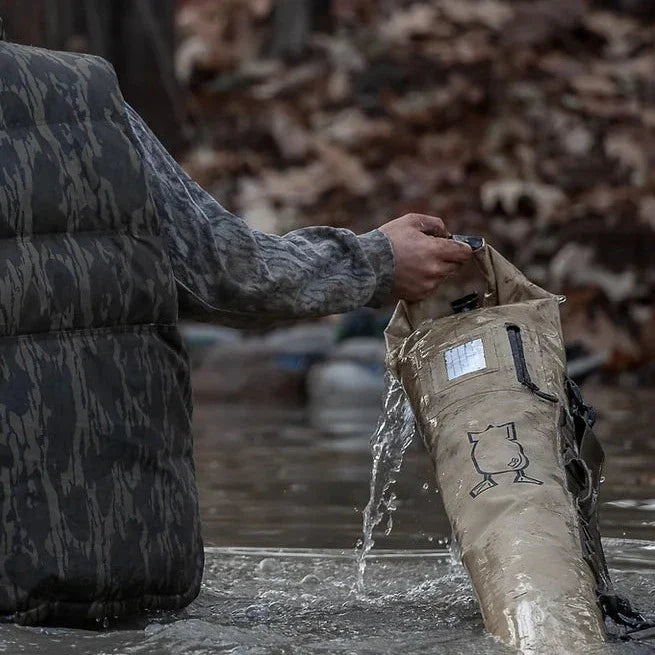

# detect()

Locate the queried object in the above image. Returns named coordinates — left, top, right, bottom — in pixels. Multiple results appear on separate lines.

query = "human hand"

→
left=379, top=213, right=473, bottom=302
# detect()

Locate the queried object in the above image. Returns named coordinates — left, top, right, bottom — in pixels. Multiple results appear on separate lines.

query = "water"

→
left=1, top=385, right=654, bottom=653
left=356, top=373, right=418, bottom=592
left=1, top=543, right=653, bottom=654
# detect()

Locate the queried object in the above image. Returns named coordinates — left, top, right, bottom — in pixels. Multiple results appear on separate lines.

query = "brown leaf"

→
left=605, top=132, right=648, bottom=187
left=551, top=244, right=638, bottom=303
left=252, top=63, right=325, bottom=100
left=262, top=162, right=333, bottom=206
left=380, top=4, right=438, bottom=42
left=313, top=139, right=376, bottom=196
left=480, top=180, right=566, bottom=222
left=439, top=0, right=514, bottom=31
left=570, top=74, right=618, bottom=98
left=268, top=104, right=312, bottom=160
left=562, top=301, right=641, bottom=366
left=318, top=109, right=393, bottom=148
left=500, top=0, right=586, bottom=48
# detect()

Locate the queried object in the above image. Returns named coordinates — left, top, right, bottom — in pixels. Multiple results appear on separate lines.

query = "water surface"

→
left=194, top=386, right=655, bottom=549
left=2, top=543, right=654, bottom=655
left=1, top=385, right=654, bottom=654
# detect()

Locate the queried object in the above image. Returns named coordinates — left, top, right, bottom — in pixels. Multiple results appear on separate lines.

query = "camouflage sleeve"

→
left=125, top=105, right=394, bottom=328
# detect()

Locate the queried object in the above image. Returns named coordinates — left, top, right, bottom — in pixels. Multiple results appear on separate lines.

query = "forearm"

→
left=173, top=209, right=395, bottom=327
left=126, top=105, right=394, bottom=327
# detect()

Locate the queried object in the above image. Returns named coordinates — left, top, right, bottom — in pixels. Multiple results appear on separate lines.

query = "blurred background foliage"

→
left=1, top=0, right=654, bottom=385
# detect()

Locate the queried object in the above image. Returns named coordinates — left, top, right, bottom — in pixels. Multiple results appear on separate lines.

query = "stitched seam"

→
left=0, top=114, right=124, bottom=134
left=0, top=229, right=156, bottom=241
left=0, top=323, right=177, bottom=343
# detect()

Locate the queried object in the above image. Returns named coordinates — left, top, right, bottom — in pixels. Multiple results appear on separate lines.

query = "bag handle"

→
left=450, top=236, right=557, bottom=308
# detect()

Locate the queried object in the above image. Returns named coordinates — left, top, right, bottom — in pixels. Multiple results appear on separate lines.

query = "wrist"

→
left=358, top=229, right=395, bottom=307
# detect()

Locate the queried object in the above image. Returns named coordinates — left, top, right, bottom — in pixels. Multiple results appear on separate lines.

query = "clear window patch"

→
left=444, top=339, right=486, bottom=380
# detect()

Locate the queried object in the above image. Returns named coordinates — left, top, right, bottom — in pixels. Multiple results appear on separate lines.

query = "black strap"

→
left=506, top=324, right=558, bottom=403
left=565, top=379, right=654, bottom=641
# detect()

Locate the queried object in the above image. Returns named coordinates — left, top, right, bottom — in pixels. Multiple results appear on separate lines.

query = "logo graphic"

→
left=467, top=422, right=542, bottom=498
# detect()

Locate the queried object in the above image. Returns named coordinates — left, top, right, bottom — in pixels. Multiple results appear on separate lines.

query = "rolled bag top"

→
left=386, top=242, right=556, bottom=354
left=385, top=241, right=652, bottom=652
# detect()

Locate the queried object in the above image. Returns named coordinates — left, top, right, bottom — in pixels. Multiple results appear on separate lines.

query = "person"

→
left=0, top=40, right=471, bottom=625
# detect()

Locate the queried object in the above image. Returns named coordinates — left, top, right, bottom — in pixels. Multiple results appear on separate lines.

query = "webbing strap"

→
left=564, top=380, right=654, bottom=640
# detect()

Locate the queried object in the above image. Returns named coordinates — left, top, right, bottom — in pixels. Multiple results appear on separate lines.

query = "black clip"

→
left=451, top=234, right=485, bottom=251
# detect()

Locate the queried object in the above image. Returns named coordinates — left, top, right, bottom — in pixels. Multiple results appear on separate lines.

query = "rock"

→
left=244, top=604, right=270, bottom=621
left=263, top=323, right=336, bottom=352
left=192, top=324, right=336, bottom=405
left=180, top=322, right=240, bottom=368
left=307, top=337, right=386, bottom=434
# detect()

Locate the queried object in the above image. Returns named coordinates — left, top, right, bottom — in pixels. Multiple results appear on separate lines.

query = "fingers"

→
left=410, top=262, right=459, bottom=301
left=409, top=238, right=472, bottom=299
left=379, top=212, right=476, bottom=301
left=429, top=236, right=473, bottom=263
left=406, top=213, right=448, bottom=238
left=423, top=258, right=458, bottom=284
left=434, top=260, right=460, bottom=276
left=415, top=249, right=459, bottom=282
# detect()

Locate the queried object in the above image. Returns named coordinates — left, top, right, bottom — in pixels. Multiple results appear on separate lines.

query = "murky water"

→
left=1, top=385, right=654, bottom=653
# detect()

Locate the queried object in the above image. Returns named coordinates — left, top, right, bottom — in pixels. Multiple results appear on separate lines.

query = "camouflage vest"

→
left=0, top=42, right=202, bottom=624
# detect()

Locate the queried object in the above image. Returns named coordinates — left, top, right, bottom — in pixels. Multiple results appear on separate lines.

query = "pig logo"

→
left=467, top=422, right=542, bottom=498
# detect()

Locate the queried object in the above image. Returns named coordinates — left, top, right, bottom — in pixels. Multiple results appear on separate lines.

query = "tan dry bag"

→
left=385, top=241, right=648, bottom=653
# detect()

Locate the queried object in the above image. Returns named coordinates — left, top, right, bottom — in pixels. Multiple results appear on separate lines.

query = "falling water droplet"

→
left=245, top=604, right=270, bottom=621
left=300, top=574, right=320, bottom=588
left=257, top=558, right=278, bottom=573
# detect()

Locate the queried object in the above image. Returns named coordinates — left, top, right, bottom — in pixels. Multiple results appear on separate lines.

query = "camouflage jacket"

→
left=126, top=107, right=394, bottom=327
left=0, top=40, right=393, bottom=626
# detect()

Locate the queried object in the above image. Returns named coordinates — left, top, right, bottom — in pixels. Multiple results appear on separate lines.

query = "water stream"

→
left=356, top=372, right=418, bottom=592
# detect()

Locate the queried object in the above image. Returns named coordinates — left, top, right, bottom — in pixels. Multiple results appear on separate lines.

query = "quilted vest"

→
left=0, top=42, right=202, bottom=624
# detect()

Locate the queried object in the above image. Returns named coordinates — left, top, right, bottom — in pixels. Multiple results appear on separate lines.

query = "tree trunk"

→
left=112, top=0, right=186, bottom=154
left=0, top=0, right=185, bottom=154
left=0, top=0, right=47, bottom=46
left=271, top=0, right=312, bottom=59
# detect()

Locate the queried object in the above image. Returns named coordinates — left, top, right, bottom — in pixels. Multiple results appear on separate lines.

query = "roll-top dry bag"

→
left=385, top=242, right=649, bottom=653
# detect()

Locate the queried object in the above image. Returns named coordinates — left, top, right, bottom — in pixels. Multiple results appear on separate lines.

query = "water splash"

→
left=356, top=372, right=417, bottom=593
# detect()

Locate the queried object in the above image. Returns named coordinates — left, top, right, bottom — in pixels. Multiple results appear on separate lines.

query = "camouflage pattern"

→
left=0, top=40, right=394, bottom=625
left=126, top=108, right=395, bottom=327
left=0, top=42, right=202, bottom=624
